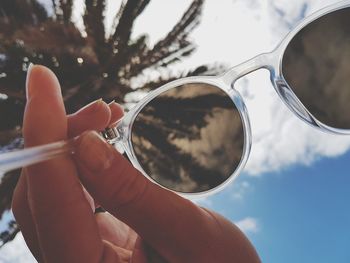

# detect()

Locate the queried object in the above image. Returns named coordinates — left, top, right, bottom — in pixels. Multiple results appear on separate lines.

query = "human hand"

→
left=12, top=65, right=260, bottom=263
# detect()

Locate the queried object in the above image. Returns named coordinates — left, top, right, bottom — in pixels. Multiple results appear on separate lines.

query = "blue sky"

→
left=201, top=150, right=350, bottom=263
left=1, top=0, right=350, bottom=262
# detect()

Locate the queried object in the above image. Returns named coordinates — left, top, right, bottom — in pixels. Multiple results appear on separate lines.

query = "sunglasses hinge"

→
left=100, top=126, right=122, bottom=145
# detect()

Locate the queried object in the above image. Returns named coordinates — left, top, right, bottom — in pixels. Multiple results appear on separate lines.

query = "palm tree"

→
left=0, top=0, right=226, bottom=247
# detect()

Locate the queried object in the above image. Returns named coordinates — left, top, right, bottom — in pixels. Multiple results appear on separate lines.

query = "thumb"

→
left=74, top=131, right=221, bottom=262
left=23, top=65, right=105, bottom=262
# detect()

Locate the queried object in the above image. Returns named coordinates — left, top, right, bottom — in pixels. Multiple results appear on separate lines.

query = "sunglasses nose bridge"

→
left=221, top=52, right=274, bottom=86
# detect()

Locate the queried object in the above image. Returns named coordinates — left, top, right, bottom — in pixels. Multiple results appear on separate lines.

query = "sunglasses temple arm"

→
left=0, top=122, right=122, bottom=178
left=0, top=139, right=74, bottom=176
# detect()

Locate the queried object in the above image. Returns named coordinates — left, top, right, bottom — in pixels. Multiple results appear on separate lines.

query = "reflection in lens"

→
left=282, top=7, right=350, bottom=129
left=131, top=83, right=244, bottom=193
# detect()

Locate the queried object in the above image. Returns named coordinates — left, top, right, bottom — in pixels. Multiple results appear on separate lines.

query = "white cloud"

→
left=235, top=217, right=259, bottom=234
left=0, top=233, right=36, bottom=263
left=131, top=0, right=193, bottom=46
left=227, top=180, right=252, bottom=200
left=190, top=0, right=350, bottom=176
left=238, top=70, right=350, bottom=175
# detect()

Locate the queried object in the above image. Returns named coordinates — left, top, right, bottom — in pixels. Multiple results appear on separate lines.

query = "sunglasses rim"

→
left=109, top=1, right=350, bottom=198
left=274, top=2, right=350, bottom=134
left=117, top=77, right=252, bottom=198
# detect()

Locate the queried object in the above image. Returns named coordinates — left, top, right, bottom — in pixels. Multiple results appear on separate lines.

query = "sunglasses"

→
left=1, top=1, right=350, bottom=197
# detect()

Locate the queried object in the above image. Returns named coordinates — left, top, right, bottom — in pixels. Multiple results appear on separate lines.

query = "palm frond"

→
left=83, top=0, right=107, bottom=62
left=0, top=0, right=230, bottom=248
left=60, top=0, right=73, bottom=23
left=109, top=0, right=150, bottom=51
left=137, top=0, right=203, bottom=69
left=0, top=220, right=20, bottom=248
left=0, top=0, right=48, bottom=27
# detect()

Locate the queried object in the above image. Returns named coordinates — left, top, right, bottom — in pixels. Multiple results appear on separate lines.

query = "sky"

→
left=1, top=0, right=350, bottom=262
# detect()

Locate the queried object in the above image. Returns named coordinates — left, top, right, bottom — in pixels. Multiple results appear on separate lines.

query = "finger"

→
left=12, top=100, right=111, bottom=262
left=74, top=131, right=223, bottom=262
left=108, top=101, right=124, bottom=127
left=67, top=100, right=124, bottom=210
left=12, top=100, right=110, bottom=261
left=67, top=100, right=124, bottom=138
left=23, top=65, right=107, bottom=262
left=12, top=100, right=118, bottom=260
left=67, top=99, right=111, bottom=138
left=12, top=171, right=43, bottom=262
left=75, top=133, right=260, bottom=262
left=95, top=212, right=137, bottom=250
left=14, top=97, right=125, bottom=261
left=67, top=100, right=124, bottom=137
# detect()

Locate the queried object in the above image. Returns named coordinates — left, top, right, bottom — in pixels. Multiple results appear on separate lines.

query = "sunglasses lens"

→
left=131, top=83, right=244, bottom=194
left=282, top=7, right=350, bottom=129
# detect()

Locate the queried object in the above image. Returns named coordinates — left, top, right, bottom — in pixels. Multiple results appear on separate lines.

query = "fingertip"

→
left=89, top=100, right=111, bottom=128
left=23, top=64, right=66, bottom=146
left=26, top=65, right=61, bottom=101
left=108, top=101, right=124, bottom=127
left=75, top=99, right=106, bottom=116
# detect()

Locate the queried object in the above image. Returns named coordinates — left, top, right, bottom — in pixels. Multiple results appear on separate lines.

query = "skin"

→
left=11, top=65, right=261, bottom=263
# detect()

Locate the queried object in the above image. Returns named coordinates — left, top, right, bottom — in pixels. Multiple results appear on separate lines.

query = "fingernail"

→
left=25, top=63, right=34, bottom=100
left=108, top=100, right=124, bottom=112
left=76, top=98, right=104, bottom=115
left=109, top=100, right=124, bottom=110
left=76, top=131, right=114, bottom=173
left=108, top=99, right=116, bottom=105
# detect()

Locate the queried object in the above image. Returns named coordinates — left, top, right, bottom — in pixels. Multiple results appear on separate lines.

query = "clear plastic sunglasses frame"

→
left=1, top=0, right=349, bottom=198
